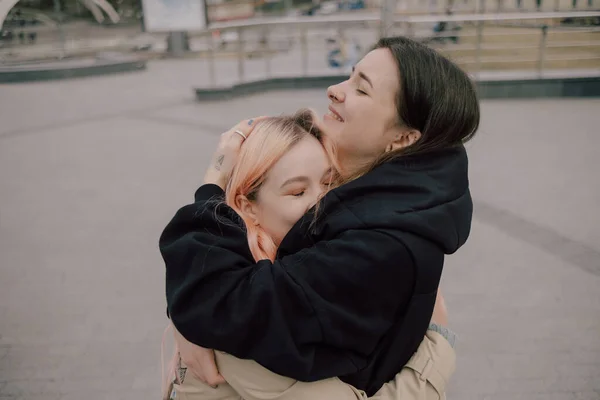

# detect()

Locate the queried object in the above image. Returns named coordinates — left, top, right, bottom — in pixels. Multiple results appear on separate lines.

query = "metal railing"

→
left=1, top=8, right=598, bottom=83
left=195, top=11, right=600, bottom=86
left=403, top=12, right=600, bottom=75
left=399, top=0, right=598, bottom=13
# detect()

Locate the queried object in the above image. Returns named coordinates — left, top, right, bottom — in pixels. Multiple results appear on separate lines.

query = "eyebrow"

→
left=280, top=176, right=309, bottom=189
left=352, top=66, right=373, bottom=88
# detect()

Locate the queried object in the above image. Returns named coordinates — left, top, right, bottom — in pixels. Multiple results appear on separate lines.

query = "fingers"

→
left=206, top=116, right=269, bottom=188
left=183, top=357, right=206, bottom=382
left=203, top=364, right=227, bottom=387
left=182, top=357, right=225, bottom=387
left=226, top=116, right=269, bottom=142
left=245, top=116, right=269, bottom=138
left=205, top=349, right=227, bottom=386
left=180, top=350, right=226, bottom=388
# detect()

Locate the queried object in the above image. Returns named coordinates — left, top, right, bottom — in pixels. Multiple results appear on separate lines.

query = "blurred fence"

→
left=195, top=11, right=600, bottom=85
left=1, top=4, right=599, bottom=82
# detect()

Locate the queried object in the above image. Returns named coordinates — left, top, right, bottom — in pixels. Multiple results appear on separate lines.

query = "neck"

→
left=338, top=154, right=376, bottom=181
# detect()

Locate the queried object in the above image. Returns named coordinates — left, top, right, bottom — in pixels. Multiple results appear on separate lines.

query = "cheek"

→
left=345, top=103, right=376, bottom=138
left=365, top=108, right=395, bottom=142
left=278, top=205, right=306, bottom=234
left=259, top=201, right=304, bottom=244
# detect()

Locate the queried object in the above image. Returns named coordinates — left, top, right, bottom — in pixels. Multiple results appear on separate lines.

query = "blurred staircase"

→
left=424, top=23, right=600, bottom=71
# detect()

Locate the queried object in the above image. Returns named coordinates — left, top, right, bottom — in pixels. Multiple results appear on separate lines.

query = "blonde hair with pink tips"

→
left=225, top=108, right=339, bottom=262
left=162, top=109, right=338, bottom=400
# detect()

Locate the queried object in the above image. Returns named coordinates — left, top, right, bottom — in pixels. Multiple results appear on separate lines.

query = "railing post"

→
left=237, top=27, right=245, bottom=83
left=208, top=31, right=216, bottom=88
left=380, top=0, right=395, bottom=37
left=468, top=0, right=477, bottom=13
left=57, top=16, right=67, bottom=59
left=537, top=25, right=548, bottom=76
left=405, top=21, right=414, bottom=38
left=475, top=21, right=484, bottom=77
left=263, top=26, right=271, bottom=79
left=301, top=26, right=308, bottom=77
left=478, top=0, right=486, bottom=14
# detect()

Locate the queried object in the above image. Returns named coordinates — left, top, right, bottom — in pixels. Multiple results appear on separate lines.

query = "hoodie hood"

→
left=280, top=145, right=472, bottom=256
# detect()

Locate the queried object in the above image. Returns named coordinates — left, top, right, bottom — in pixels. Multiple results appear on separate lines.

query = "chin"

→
left=322, top=122, right=342, bottom=137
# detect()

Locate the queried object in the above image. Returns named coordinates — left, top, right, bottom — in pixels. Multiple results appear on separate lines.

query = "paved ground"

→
left=0, top=61, right=599, bottom=400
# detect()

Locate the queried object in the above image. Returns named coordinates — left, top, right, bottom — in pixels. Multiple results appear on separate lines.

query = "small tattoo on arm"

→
left=215, top=154, right=225, bottom=171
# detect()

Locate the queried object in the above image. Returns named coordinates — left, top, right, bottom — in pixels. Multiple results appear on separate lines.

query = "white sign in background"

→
left=142, top=0, right=206, bottom=32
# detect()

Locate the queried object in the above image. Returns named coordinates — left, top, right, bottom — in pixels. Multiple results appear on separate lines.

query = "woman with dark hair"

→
left=162, top=111, right=456, bottom=400
left=161, top=36, right=479, bottom=398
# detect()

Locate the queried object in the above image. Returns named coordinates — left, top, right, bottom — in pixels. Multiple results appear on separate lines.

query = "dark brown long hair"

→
left=346, top=36, right=480, bottom=182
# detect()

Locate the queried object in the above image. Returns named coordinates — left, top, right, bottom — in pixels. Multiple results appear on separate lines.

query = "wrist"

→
left=203, top=171, right=227, bottom=190
left=203, top=179, right=226, bottom=190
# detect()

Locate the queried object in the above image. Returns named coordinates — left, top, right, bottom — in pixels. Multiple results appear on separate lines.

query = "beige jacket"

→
left=169, top=331, right=455, bottom=400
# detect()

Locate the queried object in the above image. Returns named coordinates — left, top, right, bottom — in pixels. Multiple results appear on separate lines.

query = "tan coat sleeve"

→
left=172, top=330, right=456, bottom=400
left=370, top=331, right=456, bottom=400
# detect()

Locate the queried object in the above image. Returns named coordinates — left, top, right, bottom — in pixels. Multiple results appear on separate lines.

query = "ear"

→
left=387, top=128, right=422, bottom=152
left=236, top=194, right=260, bottom=226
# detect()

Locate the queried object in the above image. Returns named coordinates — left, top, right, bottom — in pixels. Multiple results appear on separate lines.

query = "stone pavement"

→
left=0, top=61, right=599, bottom=400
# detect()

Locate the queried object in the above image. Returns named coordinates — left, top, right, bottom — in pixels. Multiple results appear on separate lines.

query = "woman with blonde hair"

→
left=161, top=36, right=477, bottom=399
left=163, top=110, right=456, bottom=400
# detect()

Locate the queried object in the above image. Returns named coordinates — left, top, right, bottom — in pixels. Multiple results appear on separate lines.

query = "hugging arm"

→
left=161, top=185, right=415, bottom=382
left=171, top=330, right=456, bottom=400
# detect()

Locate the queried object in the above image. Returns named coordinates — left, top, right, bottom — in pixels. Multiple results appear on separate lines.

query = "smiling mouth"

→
left=326, top=110, right=344, bottom=122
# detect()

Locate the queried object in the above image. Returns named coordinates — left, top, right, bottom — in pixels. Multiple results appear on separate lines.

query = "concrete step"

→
left=433, top=41, right=600, bottom=57
left=455, top=53, right=600, bottom=70
left=426, top=26, right=600, bottom=70
left=450, top=26, right=600, bottom=45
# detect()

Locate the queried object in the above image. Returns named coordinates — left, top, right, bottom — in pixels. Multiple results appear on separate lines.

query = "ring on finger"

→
left=234, top=130, right=247, bottom=140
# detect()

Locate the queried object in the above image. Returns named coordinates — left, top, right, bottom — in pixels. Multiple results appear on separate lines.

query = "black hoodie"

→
left=160, top=145, right=472, bottom=396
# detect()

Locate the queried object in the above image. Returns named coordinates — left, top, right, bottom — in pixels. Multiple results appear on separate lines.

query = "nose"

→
left=327, top=85, right=344, bottom=103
